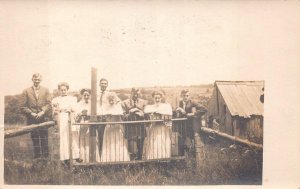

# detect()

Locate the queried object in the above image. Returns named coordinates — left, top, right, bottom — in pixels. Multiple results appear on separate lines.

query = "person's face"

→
left=59, top=86, right=68, bottom=96
left=154, top=94, right=162, bottom=103
left=131, top=92, right=139, bottom=101
left=32, top=77, right=41, bottom=87
left=83, top=91, right=90, bottom=101
left=182, top=92, right=190, bottom=102
left=100, top=80, right=108, bottom=92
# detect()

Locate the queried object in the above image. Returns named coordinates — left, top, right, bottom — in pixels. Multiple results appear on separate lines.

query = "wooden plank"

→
left=194, top=135, right=204, bottom=163
left=4, top=121, right=55, bottom=139
left=73, top=118, right=188, bottom=125
left=68, top=113, right=73, bottom=170
left=201, top=127, right=263, bottom=150
left=73, top=156, right=185, bottom=166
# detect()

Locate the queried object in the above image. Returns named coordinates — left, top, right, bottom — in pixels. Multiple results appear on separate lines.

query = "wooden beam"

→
left=200, top=127, right=263, bottom=150
left=89, top=67, right=97, bottom=162
left=4, top=121, right=55, bottom=139
left=91, top=67, right=97, bottom=118
left=73, top=156, right=185, bottom=166
left=73, top=118, right=188, bottom=125
left=68, top=113, right=73, bottom=170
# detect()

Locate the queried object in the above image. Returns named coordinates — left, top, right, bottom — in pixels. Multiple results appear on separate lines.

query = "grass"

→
left=4, top=130, right=262, bottom=185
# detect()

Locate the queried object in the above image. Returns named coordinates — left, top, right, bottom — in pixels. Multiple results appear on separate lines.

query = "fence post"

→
left=68, top=112, right=73, bottom=170
left=89, top=67, right=97, bottom=162
left=194, top=116, right=205, bottom=167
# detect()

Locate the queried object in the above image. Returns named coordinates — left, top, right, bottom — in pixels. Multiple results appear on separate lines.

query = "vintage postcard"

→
left=0, top=1, right=299, bottom=188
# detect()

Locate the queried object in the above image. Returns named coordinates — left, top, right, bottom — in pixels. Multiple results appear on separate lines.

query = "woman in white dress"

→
left=144, top=91, right=173, bottom=160
left=100, top=93, right=130, bottom=162
left=76, top=88, right=100, bottom=162
left=52, top=82, right=80, bottom=162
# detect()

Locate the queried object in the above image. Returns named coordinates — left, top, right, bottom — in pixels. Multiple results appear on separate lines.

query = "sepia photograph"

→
left=0, top=0, right=299, bottom=188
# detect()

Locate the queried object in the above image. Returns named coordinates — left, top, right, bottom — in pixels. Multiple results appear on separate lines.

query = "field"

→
left=4, top=127, right=262, bottom=185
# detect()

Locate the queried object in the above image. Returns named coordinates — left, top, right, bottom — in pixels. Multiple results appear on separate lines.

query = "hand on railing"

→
left=163, top=115, right=172, bottom=127
left=186, top=113, right=195, bottom=118
left=36, top=111, right=45, bottom=120
left=176, top=107, right=186, bottom=115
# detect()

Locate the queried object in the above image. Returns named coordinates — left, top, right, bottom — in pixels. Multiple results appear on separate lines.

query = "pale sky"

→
left=0, top=1, right=299, bottom=96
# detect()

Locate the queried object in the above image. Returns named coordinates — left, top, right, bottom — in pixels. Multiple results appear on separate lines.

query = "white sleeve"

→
left=144, top=105, right=154, bottom=114
left=157, top=103, right=172, bottom=115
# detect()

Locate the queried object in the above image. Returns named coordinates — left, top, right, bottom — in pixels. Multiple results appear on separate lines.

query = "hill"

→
left=4, top=84, right=214, bottom=124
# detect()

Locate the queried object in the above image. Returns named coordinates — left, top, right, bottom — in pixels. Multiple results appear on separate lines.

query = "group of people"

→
left=20, top=73, right=207, bottom=163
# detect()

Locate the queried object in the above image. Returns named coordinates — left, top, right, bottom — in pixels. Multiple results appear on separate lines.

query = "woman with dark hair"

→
left=52, top=82, right=80, bottom=162
left=76, top=88, right=100, bottom=162
left=100, top=93, right=130, bottom=162
left=144, top=91, right=173, bottom=160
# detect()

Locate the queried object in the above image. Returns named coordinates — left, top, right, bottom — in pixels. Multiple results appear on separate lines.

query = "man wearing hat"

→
left=175, top=89, right=207, bottom=155
left=122, top=88, right=148, bottom=160
left=20, top=73, right=52, bottom=158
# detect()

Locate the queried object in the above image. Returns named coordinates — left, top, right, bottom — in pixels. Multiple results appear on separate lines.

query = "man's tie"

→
left=100, top=92, right=104, bottom=106
left=34, top=88, right=39, bottom=99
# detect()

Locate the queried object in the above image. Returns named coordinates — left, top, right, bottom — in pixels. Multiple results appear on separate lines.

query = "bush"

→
left=5, top=94, right=26, bottom=124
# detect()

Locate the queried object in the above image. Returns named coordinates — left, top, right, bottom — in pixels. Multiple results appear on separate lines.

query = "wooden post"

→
left=68, top=112, right=73, bottom=170
left=89, top=67, right=98, bottom=162
left=194, top=116, right=205, bottom=167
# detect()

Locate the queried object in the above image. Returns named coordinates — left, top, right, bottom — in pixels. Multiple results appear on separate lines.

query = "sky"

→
left=0, top=1, right=299, bottom=96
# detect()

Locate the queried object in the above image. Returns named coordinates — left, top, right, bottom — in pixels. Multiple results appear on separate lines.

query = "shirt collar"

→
left=183, top=100, right=188, bottom=106
left=32, top=86, right=40, bottom=90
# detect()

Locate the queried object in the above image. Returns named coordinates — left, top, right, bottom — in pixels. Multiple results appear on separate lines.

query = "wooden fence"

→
left=4, top=121, right=55, bottom=139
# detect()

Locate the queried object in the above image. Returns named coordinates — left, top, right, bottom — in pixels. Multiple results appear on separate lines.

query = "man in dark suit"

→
left=122, top=88, right=147, bottom=160
left=20, top=73, right=52, bottom=158
left=175, top=89, right=207, bottom=155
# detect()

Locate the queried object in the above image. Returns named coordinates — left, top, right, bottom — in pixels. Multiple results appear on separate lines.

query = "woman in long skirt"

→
left=100, top=93, right=130, bottom=162
left=143, top=91, right=173, bottom=160
left=75, top=88, right=100, bottom=162
left=52, top=82, right=80, bottom=162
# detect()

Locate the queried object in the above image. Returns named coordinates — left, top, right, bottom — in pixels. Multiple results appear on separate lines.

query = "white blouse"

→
left=52, top=95, right=78, bottom=113
left=144, top=103, right=172, bottom=115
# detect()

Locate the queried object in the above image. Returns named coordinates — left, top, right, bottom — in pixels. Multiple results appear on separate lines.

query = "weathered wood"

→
left=4, top=121, right=55, bottom=139
left=194, top=135, right=204, bottom=163
left=48, top=127, right=60, bottom=161
left=89, top=67, right=97, bottom=162
left=91, top=67, right=97, bottom=117
left=73, top=156, right=185, bottom=166
left=73, top=118, right=188, bottom=125
left=201, top=127, right=263, bottom=150
left=68, top=113, right=73, bottom=170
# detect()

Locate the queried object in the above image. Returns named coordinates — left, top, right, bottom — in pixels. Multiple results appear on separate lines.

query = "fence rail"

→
left=200, top=127, right=263, bottom=150
left=4, top=117, right=263, bottom=168
left=4, top=121, right=55, bottom=139
left=72, top=118, right=188, bottom=125
left=69, top=117, right=190, bottom=169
